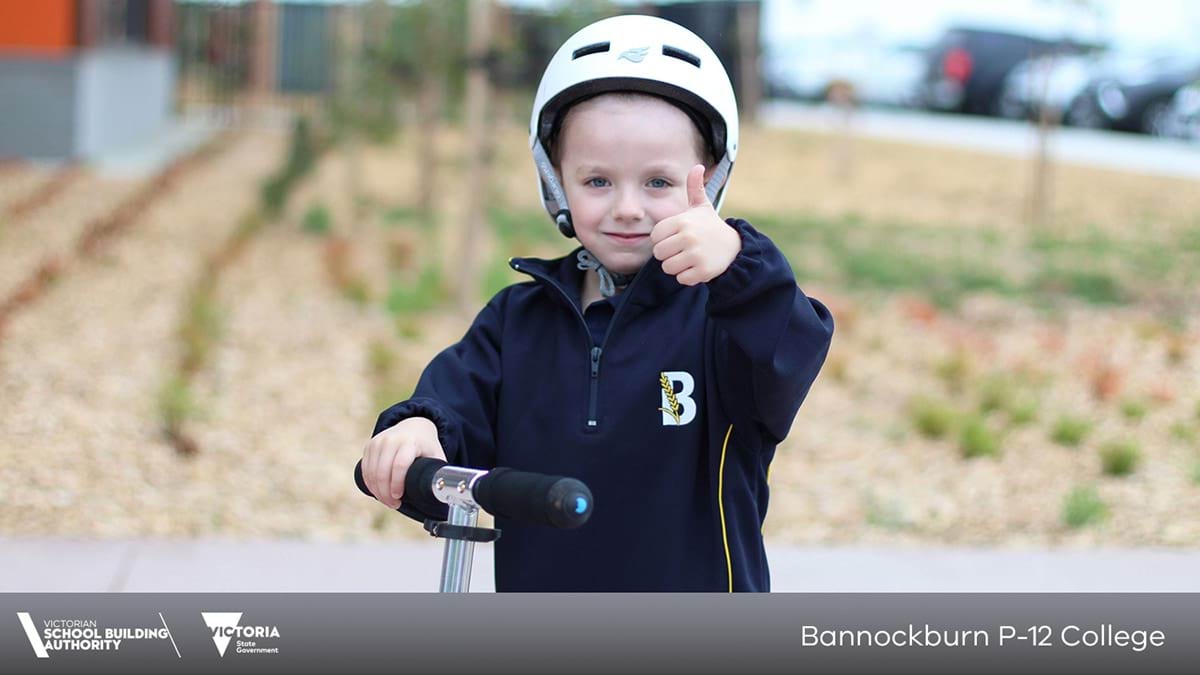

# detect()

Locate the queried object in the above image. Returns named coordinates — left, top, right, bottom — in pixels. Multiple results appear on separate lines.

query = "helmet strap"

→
left=706, top=151, right=734, bottom=206
left=532, top=140, right=576, bottom=238
left=555, top=210, right=574, bottom=238
left=576, top=249, right=634, bottom=298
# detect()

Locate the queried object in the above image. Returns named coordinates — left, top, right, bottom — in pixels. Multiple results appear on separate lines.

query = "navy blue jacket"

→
left=371, top=218, right=834, bottom=591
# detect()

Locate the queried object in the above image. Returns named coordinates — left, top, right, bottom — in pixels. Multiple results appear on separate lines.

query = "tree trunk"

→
left=736, top=1, right=762, bottom=126
left=1028, top=53, right=1058, bottom=234
left=249, top=0, right=275, bottom=106
left=335, top=4, right=365, bottom=228
left=415, top=70, right=443, bottom=222
left=457, top=0, right=493, bottom=311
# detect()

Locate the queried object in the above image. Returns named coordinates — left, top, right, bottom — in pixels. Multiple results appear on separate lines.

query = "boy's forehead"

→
left=560, top=95, right=702, bottom=163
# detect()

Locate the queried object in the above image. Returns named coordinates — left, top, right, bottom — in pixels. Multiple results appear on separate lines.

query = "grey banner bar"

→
left=1, top=594, right=1197, bottom=673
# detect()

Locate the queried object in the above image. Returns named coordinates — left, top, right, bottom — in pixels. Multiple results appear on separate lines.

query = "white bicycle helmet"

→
left=530, top=14, right=740, bottom=238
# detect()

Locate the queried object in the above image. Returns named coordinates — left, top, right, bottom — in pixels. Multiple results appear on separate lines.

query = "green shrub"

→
left=1066, top=270, right=1126, bottom=305
left=1119, top=398, right=1148, bottom=423
left=1177, top=225, right=1200, bottom=252
left=285, top=116, right=316, bottom=177
left=370, top=510, right=390, bottom=532
left=260, top=116, right=322, bottom=217
left=1031, top=268, right=1126, bottom=305
left=1062, top=486, right=1107, bottom=528
left=158, top=375, right=197, bottom=430
left=1099, top=439, right=1141, bottom=477
left=386, top=264, right=444, bottom=316
left=960, top=416, right=1000, bottom=458
left=368, top=341, right=396, bottom=374
left=978, top=375, right=1015, bottom=414
left=946, top=263, right=1015, bottom=296
left=260, top=176, right=287, bottom=216
left=910, top=397, right=958, bottom=439
left=180, top=286, right=222, bottom=374
left=838, top=247, right=921, bottom=288
left=1007, top=398, right=1039, bottom=427
left=1169, top=422, right=1196, bottom=445
left=488, top=207, right=563, bottom=248
left=934, top=351, right=972, bottom=393
left=340, top=279, right=371, bottom=305
left=395, top=315, right=423, bottom=340
left=1050, top=416, right=1091, bottom=447
left=382, top=206, right=424, bottom=228
left=302, top=204, right=332, bottom=235
left=482, top=255, right=520, bottom=299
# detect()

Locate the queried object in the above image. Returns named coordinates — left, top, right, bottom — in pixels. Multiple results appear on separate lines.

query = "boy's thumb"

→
left=687, top=164, right=709, bottom=208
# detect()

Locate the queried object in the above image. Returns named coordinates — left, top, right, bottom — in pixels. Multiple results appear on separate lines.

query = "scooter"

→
left=354, top=458, right=593, bottom=592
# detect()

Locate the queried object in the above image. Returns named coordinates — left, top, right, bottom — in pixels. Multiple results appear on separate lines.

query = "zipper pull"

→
left=590, top=346, right=602, bottom=377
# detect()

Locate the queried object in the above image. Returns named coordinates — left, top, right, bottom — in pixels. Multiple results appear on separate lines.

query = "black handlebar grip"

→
left=354, top=457, right=447, bottom=514
left=474, top=467, right=594, bottom=529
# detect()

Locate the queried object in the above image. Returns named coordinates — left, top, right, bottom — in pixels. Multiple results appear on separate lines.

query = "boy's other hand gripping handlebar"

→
left=354, top=457, right=593, bottom=529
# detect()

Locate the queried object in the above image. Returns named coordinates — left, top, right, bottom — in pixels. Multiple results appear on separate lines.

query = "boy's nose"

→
left=612, top=189, right=645, bottom=223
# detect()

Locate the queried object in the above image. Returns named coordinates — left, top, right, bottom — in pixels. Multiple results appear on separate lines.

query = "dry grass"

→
left=3, top=118, right=1197, bottom=547
left=727, top=125, right=1200, bottom=238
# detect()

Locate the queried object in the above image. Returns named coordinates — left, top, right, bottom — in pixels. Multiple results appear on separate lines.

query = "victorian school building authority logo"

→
left=16, top=612, right=179, bottom=658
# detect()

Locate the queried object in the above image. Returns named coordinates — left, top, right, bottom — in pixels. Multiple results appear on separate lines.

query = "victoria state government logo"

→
left=201, top=612, right=281, bottom=656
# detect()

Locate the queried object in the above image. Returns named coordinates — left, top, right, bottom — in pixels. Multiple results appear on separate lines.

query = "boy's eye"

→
left=586, top=177, right=609, bottom=188
left=647, top=178, right=671, bottom=189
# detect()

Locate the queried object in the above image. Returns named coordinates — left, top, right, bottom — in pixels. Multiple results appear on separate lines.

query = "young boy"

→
left=359, top=15, right=833, bottom=591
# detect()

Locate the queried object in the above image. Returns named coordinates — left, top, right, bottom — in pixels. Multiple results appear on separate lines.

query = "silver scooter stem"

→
left=439, top=503, right=479, bottom=593
left=431, top=465, right=489, bottom=593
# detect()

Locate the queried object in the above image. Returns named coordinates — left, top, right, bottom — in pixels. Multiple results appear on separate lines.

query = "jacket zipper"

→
left=510, top=258, right=649, bottom=429
left=588, top=346, right=602, bottom=427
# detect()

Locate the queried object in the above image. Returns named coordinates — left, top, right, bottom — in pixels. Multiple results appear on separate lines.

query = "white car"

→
left=765, top=40, right=927, bottom=107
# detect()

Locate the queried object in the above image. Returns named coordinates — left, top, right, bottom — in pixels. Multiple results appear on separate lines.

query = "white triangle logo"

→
left=201, top=612, right=242, bottom=657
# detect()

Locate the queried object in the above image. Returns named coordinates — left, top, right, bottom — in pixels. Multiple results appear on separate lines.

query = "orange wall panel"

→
left=0, top=0, right=77, bottom=54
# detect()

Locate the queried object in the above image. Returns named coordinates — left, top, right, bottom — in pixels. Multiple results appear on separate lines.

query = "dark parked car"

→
left=1066, top=56, right=1200, bottom=136
left=919, top=26, right=1086, bottom=116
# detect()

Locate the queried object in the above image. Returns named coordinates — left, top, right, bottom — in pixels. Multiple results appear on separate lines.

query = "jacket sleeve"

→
left=368, top=289, right=507, bottom=523
left=706, top=218, right=834, bottom=446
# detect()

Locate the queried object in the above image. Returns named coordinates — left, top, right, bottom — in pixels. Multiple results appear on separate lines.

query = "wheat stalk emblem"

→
left=657, top=372, right=681, bottom=425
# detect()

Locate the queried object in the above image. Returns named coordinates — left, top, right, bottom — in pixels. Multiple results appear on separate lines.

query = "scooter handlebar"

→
left=354, top=458, right=593, bottom=529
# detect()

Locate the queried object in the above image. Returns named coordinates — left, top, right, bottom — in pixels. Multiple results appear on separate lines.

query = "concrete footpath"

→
left=3, top=538, right=1200, bottom=593
left=761, top=100, right=1200, bottom=180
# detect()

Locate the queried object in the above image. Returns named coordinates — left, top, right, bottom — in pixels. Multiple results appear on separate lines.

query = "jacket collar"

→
left=509, top=247, right=687, bottom=313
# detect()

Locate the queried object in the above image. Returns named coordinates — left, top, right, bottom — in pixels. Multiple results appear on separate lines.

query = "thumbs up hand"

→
left=650, top=164, right=741, bottom=286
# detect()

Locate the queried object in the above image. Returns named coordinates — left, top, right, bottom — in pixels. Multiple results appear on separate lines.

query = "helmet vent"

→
left=662, top=45, right=701, bottom=68
left=572, top=42, right=611, bottom=59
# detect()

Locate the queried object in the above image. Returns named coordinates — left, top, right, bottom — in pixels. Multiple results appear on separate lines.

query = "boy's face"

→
left=556, top=94, right=708, bottom=276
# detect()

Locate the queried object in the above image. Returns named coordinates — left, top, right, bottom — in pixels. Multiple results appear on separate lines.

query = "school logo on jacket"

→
left=658, top=371, right=697, bottom=426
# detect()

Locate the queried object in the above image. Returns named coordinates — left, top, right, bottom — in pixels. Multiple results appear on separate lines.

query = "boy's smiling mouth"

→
left=603, top=232, right=650, bottom=246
